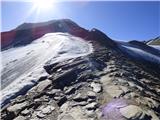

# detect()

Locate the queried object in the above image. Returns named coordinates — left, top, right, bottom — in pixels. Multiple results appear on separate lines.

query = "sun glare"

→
left=33, top=0, right=54, bottom=11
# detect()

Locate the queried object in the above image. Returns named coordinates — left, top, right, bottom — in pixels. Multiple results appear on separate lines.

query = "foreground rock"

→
left=90, top=82, right=102, bottom=93
left=120, top=105, right=145, bottom=119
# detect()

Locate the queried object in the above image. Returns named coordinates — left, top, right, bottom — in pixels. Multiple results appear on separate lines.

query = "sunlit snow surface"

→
left=1, top=33, right=93, bottom=106
left=150, top=45, right=160, bottom=51
left=119, top=44, right=160, bottom=64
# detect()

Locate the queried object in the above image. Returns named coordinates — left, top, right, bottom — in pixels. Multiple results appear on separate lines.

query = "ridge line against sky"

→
left=1, top=0, right=160, bottom=41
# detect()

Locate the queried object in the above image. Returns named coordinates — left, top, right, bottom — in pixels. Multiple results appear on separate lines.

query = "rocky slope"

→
left=1, top=19, right=160, bottom=120
left=147, top=37, right=160, bottom=45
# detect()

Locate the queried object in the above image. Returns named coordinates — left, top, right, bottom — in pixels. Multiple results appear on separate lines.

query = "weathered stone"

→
left=69, top=106, right=88, bottom=120
left=13, top=116, right=26, bottom=120
left=21, top=109, right=30, bottom=115
left=65, top=87, right=76, bottom=95
left=144, top=97, right=160, bottom=109
left=102, top=98, right=129, bottom=120
left=73, top=93, right=88, bottom=102
left=85, top=109, right=95, bottom=117
left=136, top=86, right=143, bottom=91
left=88, top=98, right=95, bottom=103
left=37, top=111, right=45, bottom=118
left=36, top=79, right=52, bottom=92
left=120, top=105, right=144, bottom=119
left=84, top=102, right=98, bottom=110
left=28, top=80, right=52, bottom=96
left=57, top=96, right=67, bottom=106
left=90, top=82, right=102, bottom=93
left=52, top=68, right=77, bottom=89
left=58, top=114, right=75, bottom=120
left=38, top=76, right=49, bottom=84
left=7, top=102, right=28, bottom=115
left=53, top=96, right=61, bottom=100
left=41, top=105, right=55, bottom=114
left=117, top=78, right=128, bottom=85
left=146, top=110, right=159, bottom=120
left=72, top=101, right=88, bottom=107
left=128, top=82, right=136, bottom=88
left=96, top=109, right=103, bottom=120
left=34, top=98, right=42, bottom=102
left=119, top=86, right=129, bottom=93
left=60, top=101, right=70, bottom=112
left=130, top=92, right=139, bottom=98
left=87, top=91, right=96, bottom=99
left=105, top=85, right=124, bottom=98
left=14, top=95, right=26, bottom=103
left=30, top=118, right=40, bottom=120
left=46, top=89, right=61, bottom=95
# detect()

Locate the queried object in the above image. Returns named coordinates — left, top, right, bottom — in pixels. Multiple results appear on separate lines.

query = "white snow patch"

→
left=1, top=33, right=93, bottom=106
left=150, top=45, right=160, bottom=51
left=120, top=45, right=160, bottom=64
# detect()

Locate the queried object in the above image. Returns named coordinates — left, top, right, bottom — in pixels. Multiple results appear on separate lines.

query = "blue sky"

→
left=1, top=1, right=160, bottom=41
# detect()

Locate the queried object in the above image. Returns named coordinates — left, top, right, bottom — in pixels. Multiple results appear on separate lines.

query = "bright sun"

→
left=33, top=0, right=54, bottom=11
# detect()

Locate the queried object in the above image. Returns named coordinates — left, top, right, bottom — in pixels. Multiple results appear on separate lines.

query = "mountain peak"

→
left=1, top=19, right=88, bottom=50
left=15, top=19, right=79, bottom=31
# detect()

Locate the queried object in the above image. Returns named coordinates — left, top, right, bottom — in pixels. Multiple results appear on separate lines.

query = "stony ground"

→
left=1, top=40, right=160, bottom=120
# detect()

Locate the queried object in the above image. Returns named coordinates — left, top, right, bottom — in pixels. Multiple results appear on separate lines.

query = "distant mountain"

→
left=146, top=36, right=160, bottom=45
left=1, top=19, right=90, bottom=50
left=1, top=19, right=160, bottom=120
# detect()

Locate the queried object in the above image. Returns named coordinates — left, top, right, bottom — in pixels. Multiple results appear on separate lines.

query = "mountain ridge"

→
left=1, top=19, right=90, bottom=50
left=146, top=36, right=160, bottom=45
left=1, top=19, right=160, bottom=120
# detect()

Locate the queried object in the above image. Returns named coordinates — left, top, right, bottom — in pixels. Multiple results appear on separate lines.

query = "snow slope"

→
left=150, top=45, right=160, bottom=51
left=119, top=43, right=160, bottom=64
left=1, top=33, right=93, bottom=106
